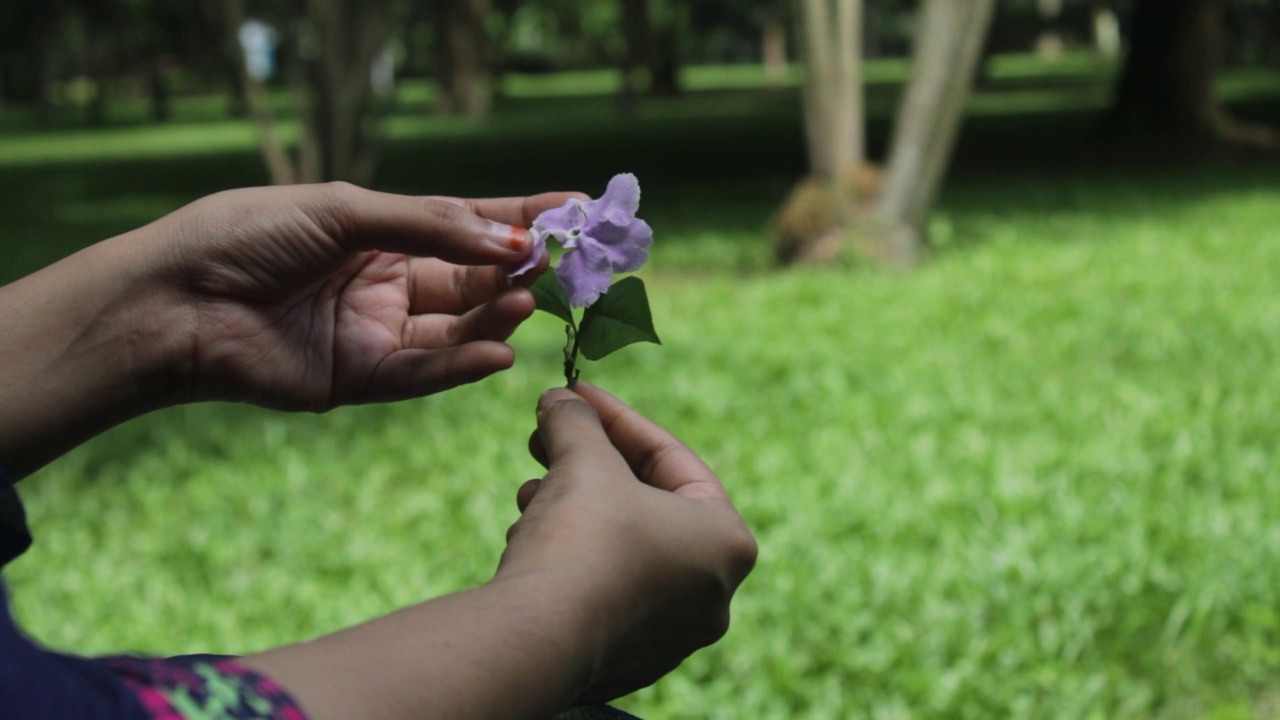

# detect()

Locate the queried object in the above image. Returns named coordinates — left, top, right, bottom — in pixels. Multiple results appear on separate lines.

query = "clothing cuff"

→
left=100, top=654, right=310, bottom=720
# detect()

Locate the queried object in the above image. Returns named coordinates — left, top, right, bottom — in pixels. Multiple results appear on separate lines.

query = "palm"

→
left=176, top=185, right=576, bottom=410
left=194, top=250, right=528, bottom=410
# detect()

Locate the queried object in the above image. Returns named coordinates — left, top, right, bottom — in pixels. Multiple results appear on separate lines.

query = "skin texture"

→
left=0, top=183, right=757, bottom=719
left=0, top=183, right=567, bottom=478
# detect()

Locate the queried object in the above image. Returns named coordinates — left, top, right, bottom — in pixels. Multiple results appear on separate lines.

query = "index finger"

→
left=572, top=382, right=731, bottom=504
left=430, top=192, right=591, bottom=227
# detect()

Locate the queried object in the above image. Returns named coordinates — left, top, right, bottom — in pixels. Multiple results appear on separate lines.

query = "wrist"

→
left=482, top=570, right=607, bottom=695
left=0, top=224, right=193, bottom=477
left=243, top=574, right=608, bottom=720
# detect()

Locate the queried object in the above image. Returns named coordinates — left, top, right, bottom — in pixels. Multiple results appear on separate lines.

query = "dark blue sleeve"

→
left=0, top=583, right=150, bottom=720
left=0, top=465, right=149, bottom=719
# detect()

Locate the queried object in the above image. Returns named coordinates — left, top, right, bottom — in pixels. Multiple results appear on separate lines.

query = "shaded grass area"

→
left=3, top=57, right=1280, bottom=718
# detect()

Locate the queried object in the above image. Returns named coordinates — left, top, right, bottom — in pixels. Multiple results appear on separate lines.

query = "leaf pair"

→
left=530, top=273, right=661, bottom=362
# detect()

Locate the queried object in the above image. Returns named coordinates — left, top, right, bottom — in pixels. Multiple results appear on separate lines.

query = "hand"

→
left=498, top=382, right=758, bottom=703
left=160, top=182, right=578, bottom=410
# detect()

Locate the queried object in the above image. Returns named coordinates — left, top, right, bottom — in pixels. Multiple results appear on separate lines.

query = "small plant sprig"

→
left=509, top=173, right=661, bottom=386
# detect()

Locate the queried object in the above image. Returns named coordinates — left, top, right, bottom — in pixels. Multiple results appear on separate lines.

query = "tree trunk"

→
left=773, top=0, right=864, bottom=264
left=649, top=22, right=680, bottom=96
left=762, top=12, right=788, bottom=86
left=148, top=58, right=171, bottom=123
left=225, top=0, right=394, bottom=186
left=1103, top=0, right=1274, bottom=145
left=872, top=0, right=996, bottom=269
left=1036, top=0, right=1065, bottom=58
left=432, top=0, right=492, bottom=117
left=224, top=0, right=297, bottom=185
left=1105, top=0, right=1222, bottom=138
left=619, top=0, right=652, bottom=116
left=799, top=0, right=863, bottom=184
left=1091, top=0, right=1122, bottom=58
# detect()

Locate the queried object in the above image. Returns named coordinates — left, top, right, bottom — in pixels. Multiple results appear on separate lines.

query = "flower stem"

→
left=562, top=323, right=581, bottom=388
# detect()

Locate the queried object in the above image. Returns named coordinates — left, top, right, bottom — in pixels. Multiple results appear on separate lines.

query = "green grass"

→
left=3, top=55, right=1280, bottom=719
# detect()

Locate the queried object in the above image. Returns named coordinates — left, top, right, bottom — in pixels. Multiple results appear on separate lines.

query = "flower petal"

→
left=585, top=173, right=641, bottom=226
left=583, top=217, right=652, bottom=274
left=556, top=241, right=615, bottom=308
left=532, top=198, right=588, bottom=244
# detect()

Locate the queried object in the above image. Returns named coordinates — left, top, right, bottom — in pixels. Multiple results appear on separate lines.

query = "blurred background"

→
left=3, top=1, right=1280, bottom=718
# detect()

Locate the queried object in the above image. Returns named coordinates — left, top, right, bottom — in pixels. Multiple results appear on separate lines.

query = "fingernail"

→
left=537, top=388, right=577, bottom=417
left=491, top=223, right=532, bottom=253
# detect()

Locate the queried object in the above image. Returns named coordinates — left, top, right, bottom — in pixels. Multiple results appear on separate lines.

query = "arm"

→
left=0, top=227, right=188, bottom=479
left=0, top=183, right=575, bottom=479
left=243, top=383, right=758, bottom=719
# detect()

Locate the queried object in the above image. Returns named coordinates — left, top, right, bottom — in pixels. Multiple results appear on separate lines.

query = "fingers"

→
left=314, top=184, right=535, bottom=266
left=572, top=382, right=731, bottom=504
left=431, top=192, right=591, bottom=227
left=528, top=430, right=549, bottom=469
left=516, top=478, right=541, bottom=513
left=406, top=248, right=548, bottom=317
left=361, top=343, right=514, bottom=403
left=401, top=289, right=534, bottom=349
left=406, top=259, right=507, bottom=316
left=535, top=388, right=630, bottom=475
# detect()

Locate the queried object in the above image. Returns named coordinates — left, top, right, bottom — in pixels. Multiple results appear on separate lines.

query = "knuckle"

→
left=314, top=181, right=361, bottom=238
left=422, top=198, right=471, bottom=236
left=541, top=396, right=595, bottom=422
left=728, top=527, right=759, bottom=574
left=704, top=607, right=732, bottom=645
left=320, top=180, right=361, bottom=214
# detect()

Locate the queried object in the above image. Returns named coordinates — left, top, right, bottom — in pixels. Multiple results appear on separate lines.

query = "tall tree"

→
left=760, top=0, right=789, bottom=85
left=225, top=0, right=398, bottom=186
left=800, top=0, right=863, bottom=184
left=619, top=0, right=654, bottom=115
left=1103, top=0, right=1276, bottom=146
left=619, top=0, right=683, bottom=108
left=772, top=0, right=864, bottom=264
left=872, top=0, right=996, bottom=268
left=431, top=0, right=493, bottom=117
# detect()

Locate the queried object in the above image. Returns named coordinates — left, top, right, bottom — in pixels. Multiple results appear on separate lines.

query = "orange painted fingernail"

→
left=507, top=225, right=529, bottom=251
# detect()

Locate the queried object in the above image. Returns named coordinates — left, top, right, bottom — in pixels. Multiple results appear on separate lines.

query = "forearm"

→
left=0, top=226, right=189, bottom=479
left=243, top=574, right=602, bottom=720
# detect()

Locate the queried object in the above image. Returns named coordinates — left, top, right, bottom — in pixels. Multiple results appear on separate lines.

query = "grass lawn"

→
left=3, top=55, right=1280, bottom=719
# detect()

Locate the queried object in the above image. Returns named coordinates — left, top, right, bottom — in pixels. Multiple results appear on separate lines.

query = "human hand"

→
left=158, top=183, right=579, bottom=410
left=497, top=382, right=758, bottom=703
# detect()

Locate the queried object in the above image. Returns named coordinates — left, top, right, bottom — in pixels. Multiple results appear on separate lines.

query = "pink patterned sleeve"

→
left=99, top=655, right=309, bottom=720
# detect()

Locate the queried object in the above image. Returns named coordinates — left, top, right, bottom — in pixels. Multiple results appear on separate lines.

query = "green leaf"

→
left=530, top=271, right=574, bottom=326
left=578, top=276, right=661, bottom=361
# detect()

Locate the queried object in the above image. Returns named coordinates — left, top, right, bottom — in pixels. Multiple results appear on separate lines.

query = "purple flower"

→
left=510, top=173, right=653, bottom=308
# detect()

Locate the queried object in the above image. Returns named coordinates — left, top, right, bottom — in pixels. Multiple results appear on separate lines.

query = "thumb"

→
left=536, top=388, right=627, bottom=475
left=312, top=184, right=535, bottom=266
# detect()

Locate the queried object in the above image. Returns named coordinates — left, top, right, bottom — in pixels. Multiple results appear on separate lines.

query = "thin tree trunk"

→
left=649, top=23, right=680, bottom=96
left=433, top=0, right=492, bottom=117
left=873, top=0, right=996, bottom=269
left=799, top=0, right=863, bottom=184
left=148, top=58, right=171, bottom=122
left=1036, top=0, right=1065, bottom=58
left=762, top=12, right=787, bottom=85
left=800, top=0, right=835, bottom=182
left=620, top=0, right=652, bottom=116
left=834, top=0, right=863, bottom=180
left=1091, top=0, right=1122, bottom=58
left=224, top=0, right=297, bottom=185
